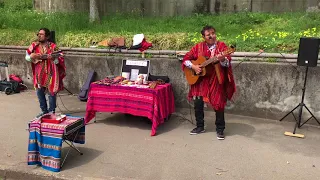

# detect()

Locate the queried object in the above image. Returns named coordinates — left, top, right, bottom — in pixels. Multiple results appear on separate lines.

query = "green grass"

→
left=0, top=6, right=319, bottom=52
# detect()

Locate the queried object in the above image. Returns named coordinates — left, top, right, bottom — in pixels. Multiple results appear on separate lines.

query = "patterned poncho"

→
left=26, top=42, right=66, bottom=95
left=182, top=41, right=236, bottom=111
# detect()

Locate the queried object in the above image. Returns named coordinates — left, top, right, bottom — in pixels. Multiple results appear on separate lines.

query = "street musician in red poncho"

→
left=182, top=25, right=236, bottom=140
left=25, top=28, right=66, bottom=118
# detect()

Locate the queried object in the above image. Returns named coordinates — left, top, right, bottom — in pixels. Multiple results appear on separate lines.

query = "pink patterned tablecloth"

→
left=84, top=83, right=175, bottom=136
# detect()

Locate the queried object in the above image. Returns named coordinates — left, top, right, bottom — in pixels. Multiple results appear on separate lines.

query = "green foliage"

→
left=224, top=12, right=269, bottom=25
left=145, top=53, right=153, bottom=58
left=0, top=0, right=4, bottom=8
left=0, top=7, right=319, bottom=53
left=267, top=57, right=278, bottom=63
left=3, top=0, right=32, bottom=11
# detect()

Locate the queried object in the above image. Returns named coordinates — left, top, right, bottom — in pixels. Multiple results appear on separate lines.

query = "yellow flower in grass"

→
left=278, top=32, right=289, bottom=38
left=303, top=29, right=311, bottom=37
left=242, top=33, right=248, bottom=41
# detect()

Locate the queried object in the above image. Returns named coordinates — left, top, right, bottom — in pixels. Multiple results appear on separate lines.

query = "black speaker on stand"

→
left=280, top=37, right=320, bottom=136
left=49, top=30, right=56, bottom=44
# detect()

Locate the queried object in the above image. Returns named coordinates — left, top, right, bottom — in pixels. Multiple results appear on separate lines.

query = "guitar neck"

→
left=196, top=45, right=235, bottom=68
left=40, top=52, right=62, bottom=60
left=200, top=56, right=219, bottom=67
left=51, top=53, right=61, bottom=58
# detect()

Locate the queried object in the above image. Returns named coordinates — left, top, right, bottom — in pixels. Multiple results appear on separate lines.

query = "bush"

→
left=0, top=7, right=319, bottom=53
left=3, top=0, right=32, bottom=11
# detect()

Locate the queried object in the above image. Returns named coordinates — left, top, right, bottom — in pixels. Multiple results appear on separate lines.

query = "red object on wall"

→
left=138, top=39, right=153, bottom=52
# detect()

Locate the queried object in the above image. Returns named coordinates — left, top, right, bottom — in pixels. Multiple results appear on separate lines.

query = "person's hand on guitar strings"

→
left=47, top=54, right=52, bottom=60
left=191, top=64, right=202, bottom=74
left=217, top=52, right=226, bottom=62
left=30, top=53, right=41, bottom=60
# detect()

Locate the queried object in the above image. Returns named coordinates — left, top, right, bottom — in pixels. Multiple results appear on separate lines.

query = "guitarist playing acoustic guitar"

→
left=181, top=25, right=236, bottom=140
left=25, top=28, right=66, bottom=118
left=30, top=50, right=64, bottom=64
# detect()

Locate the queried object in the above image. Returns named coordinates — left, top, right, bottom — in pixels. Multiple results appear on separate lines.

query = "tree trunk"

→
left=89, top=0, right=100, bottom=23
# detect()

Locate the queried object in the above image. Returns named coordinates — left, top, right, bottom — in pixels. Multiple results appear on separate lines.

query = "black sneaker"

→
left=189, top=127, right=205, bottom=135
left=217, top=131, right=225, bottom=140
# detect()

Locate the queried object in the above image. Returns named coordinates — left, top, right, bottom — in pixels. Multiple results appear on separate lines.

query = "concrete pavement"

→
left=0, top=90, right=320, bottom=180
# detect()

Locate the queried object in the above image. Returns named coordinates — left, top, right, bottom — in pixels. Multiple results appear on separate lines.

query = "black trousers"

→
left=194, top=97, right=225, bottom=132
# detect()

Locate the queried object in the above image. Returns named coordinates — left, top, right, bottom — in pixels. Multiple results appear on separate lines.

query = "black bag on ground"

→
left=0, top=80, right=20, bottom=95
left=148, top=73, right=170, bottom=83
left=0, top=61, right=21, bottom=95
left=78, top=70, right=96, bottom=101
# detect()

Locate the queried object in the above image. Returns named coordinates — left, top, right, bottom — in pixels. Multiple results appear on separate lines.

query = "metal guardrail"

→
left=0, top=45, right=319, bottom=62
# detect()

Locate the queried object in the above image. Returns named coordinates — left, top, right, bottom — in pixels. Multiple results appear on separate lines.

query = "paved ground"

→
left=0, top=90, right=320, bottom=180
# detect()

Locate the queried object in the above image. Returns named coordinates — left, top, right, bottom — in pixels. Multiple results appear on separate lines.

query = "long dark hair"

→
left=39, top=28, right=51, bottom=38
left=38, top=28, right=56, bottom=43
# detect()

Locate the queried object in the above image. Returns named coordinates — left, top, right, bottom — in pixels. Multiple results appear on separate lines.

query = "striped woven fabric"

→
left=84, top=83, right=175, bottom=136
left=28, top=116, right=85, bottom=172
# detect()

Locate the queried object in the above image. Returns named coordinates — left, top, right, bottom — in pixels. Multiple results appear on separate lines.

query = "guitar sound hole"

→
left=193, top=70, right=198, bottom=76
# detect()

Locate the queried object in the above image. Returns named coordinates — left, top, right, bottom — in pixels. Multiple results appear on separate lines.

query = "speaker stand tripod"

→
left=280, top=66, right=320, bottom=135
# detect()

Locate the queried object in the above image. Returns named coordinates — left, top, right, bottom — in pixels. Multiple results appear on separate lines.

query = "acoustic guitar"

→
left=32, top=51, right=64, bottom=64
left=184, top=45, right=236, bottom=85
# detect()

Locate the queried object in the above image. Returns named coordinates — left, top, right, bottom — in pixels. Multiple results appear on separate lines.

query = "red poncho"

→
left=181, top=41, right=236, bottom=111
left=26, top=42, right=66, bottom=95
